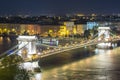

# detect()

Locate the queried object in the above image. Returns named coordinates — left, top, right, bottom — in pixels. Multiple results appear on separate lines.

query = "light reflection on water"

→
left=40, top=47, right=120, bottom=80
left=0, top=37, right=16, bottom=54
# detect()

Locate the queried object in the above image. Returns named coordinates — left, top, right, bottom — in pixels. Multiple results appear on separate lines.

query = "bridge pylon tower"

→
left=97, top=26, right=112, bottom=48
left=17, top=35, right=38, bottom=59
left=98, top=27, right=110, bottom=41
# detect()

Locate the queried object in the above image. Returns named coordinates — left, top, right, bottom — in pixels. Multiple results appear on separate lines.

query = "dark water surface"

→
left=0, top=37, right=17, bottom=54
left=39, top=47, right=120, bottom=80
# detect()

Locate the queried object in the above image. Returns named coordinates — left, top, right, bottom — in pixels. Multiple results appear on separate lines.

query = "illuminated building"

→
left=64, top=22, right=74, bottom=34
left=76, top=13, right=85, bottom=17
left=87, top=22, right=98, bottom=29
left=40, top=25, right=60, bottom=37
left=73, top=26, right=77, bottom=34
left=0, top=23, right=41, bottom=35
left=90, top=13, right=97, bottom=20
left=59, top=25, right=67, bottom=36
left=76, top=24, right=85, bottom=35
left=59, top=22, right=85, bottom=36
left=20, top=24, right=41, bottom=35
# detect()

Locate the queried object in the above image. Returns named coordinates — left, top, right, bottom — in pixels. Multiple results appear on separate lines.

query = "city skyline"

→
left=0, top=0, right=120, bottom=16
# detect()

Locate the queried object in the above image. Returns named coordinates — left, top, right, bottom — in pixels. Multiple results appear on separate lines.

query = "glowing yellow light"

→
left=0, top=28, right=2, bottom=33
left=64, top=22, right=67, bottom=26
left=8, top=30, right=10, bottom=33
left=73, top=27, right=77, bottom=34
left=59, top=26, right=67, bottom=36
left=3, top=28, right=6, bottom=31
left=12, top=28, right=15, bottom=32
left=3, top=28, right=8, bottom=33
left=32, top=30, right=34, bottom=33
left=27, top=30, right=30, bottom=33
left=66, top=30, right=69, bottom=36
left=49, top=29, right=53, bottom=33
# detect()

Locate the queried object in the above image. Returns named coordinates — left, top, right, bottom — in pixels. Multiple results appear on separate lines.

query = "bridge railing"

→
left=0, top=42, right=22, bottom=59
left=0, top=42, right=29, bottom=60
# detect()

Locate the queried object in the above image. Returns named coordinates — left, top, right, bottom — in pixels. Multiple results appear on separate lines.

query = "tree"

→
left=0, top=54, right=29, bottom=80
left=84, top=29, right=91, bottom=39
left=1, top=54, right=23, bottom=67
left=14, top=69, right=29, bottom=80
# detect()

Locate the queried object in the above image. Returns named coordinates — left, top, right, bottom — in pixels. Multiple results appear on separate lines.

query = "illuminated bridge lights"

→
left=17, top=36, right=38, bottom=59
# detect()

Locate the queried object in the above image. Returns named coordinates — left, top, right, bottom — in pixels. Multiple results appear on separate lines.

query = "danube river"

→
left=0, top=37, right=17, bottom=54
left=1, top=37, right=120, bottom=80
left=39, top=46, right=120, bottom=80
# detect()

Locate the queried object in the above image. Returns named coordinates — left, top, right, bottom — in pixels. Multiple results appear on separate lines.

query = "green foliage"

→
left=84, top=29, right=91, bottom=39
left=0, top=54, right=29, bottom=80
left=14, top=69, right=30, bottom=80
left=1, top=54, right=23, bottom=67
left=0, top=66, right=18, bottom=80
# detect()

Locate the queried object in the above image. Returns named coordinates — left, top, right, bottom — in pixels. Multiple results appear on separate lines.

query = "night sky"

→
left=0, top=0, right=120, bottom=16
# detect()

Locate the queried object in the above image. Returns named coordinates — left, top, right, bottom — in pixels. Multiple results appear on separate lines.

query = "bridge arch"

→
left=98, top=27, right=110, bottom=41
left=17, top=36, right=38, bottom=59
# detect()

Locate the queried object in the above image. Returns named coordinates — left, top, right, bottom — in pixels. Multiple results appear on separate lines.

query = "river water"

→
left=1, top=37, right=120, bottom=80
left=39, top=47, right=120, bottom=80
left=0, top=37, right=17, bottom=54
